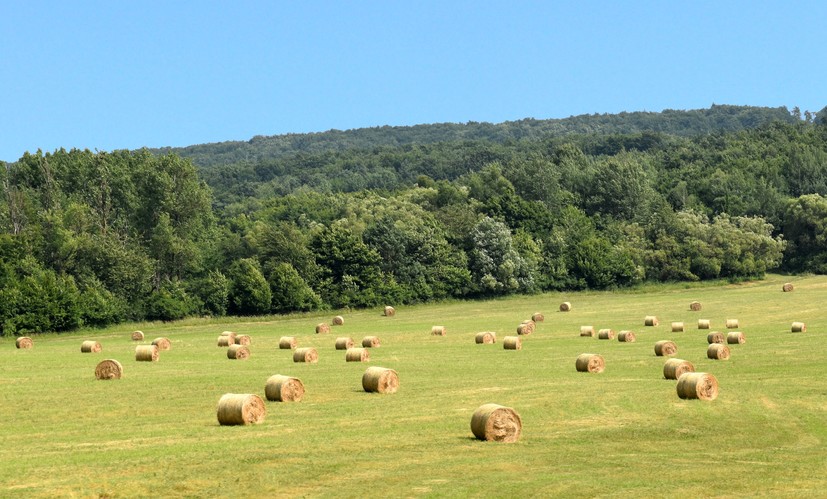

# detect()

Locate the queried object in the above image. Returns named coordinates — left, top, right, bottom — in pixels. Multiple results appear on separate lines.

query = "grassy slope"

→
left=1, top=274, right=825, bottom=498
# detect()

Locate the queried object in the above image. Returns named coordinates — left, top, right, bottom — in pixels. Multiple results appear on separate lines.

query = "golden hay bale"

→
left=671, top=322, right=684, bottom=332
left=689, top=301, right=702, bottom=311
left=597, top=329, right=615, bottom=340
left=131, top=331, right=144, bottom=341
left=81, top=340, right=102, bottom=353
left=532, top=312, right=544, bottom=322
left=707, top=343, right=730, bottom=360
left=234, top=335, right=251, bottom=346
left=726, top=332, right=745, bottom=344
left=227, top=344, right=250, bottom=360
left=332, top=316, right=345, bottom=326
left=791, top=322, right=806, bottom=333
left=293, top=347, right=318, bottom=363
left=216, top=393, right=266, bottom=425
left=782, top=282, right=794, bottom=292
left=654, top=340, right=677, bottom=357
left=726, top=319, right=739, bottom=329
left=575, top=353, right=605, bottom=373
left=707, top=331, right=725, bottom=344
left=15, top=337, right=33, bottom=349
left=559, top=302, right=572, bottom=312
left=264, top=375, right=304, bottom=402
left=217, top=335, right=234, bottom=347
left=470, top=403, right=522, bottom=443
left=644, top=316, right=659, bottom=327
left=361, top=336, right=381, bottom=348
left=135, top=344, right=159, bottom=362
left=345, top=347, right=370, bottom=362
left=663, top=358, right=695, bottom=380
left=315, top=323, right=330, bottom=334
left=151, top=337, right=171, bottom=351
left=95, top=359, right=123, bottom=380
left=617, top=331, right=636, bottom=343
left=503, top=336, right=522, bottom=350
left=698, top=319, right=711, bottom=330
left=431, top=325, right=447, bottom=336
left=362, top=366, right=399, bottom=394
left=676, top=372, right=719, bottom=400
left=279, top=336, right=297, bottom=349
left=517, top=321, right=534, bottom=335
left=475, top=332, right=497, bottom=344
left=383, top=306, right=395, bottom=317
left=579, top=326, right=595, bottom=337
left=335, top=337, right=354, bottom=350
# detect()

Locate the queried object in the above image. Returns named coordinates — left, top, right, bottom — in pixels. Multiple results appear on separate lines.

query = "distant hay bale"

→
left=559, top=302, right=572, bottom=312
left=217, top=335, right=234, bottom=347
left=15, top=337, right=33, bottom=349
left=131, top=331, right=144, bottom=341
left=431, top=326, right=446, bottom=336
left=517, top=320, right=535, bottom=335
left=726, top=332, right=745, bottom=344
left=362, top=366, right=399, bottom=394
left=95, top=359, right=123, bottom=380
left=361, top=336, right=381, bottom=348
left=279, top=336, right=297, bottom=349
left=315, top=323, right=330, bottom=334
left=579, top=326, right=595, bottom=337
left=332, top=316, right=345, bottom=326
left=383, top=306, right=395, bottom=317
left=707, top=343, right=730, bottom=360
left=575, top=353, right=605, bottom=373
left=151, top=337, right=171, bottom=351
left=698, top=319, right=711, bottom=330
left=597, top=329, right=615, bottom=340
left=676, top=372, right=719, bottom=400
left=689, top=301, right=702, bottom=311
left=265, top=375, right=304, bottom=402
left=617, top=331, right=636, bottom=343
left=227, top=344, right=250, bottom=360
left=532, top=312, right=544, bottom=322
left=470, top=403, right=522, bottom=443
left=293, top=347, right=318, bottom=363
left=345, top=347, right=370, bottom=362
left=216, top=393, right=266, bottom=425
left=726, top=319, right=739, bottom=329
left=503, top=336, right=522, bottom=350
left=475, top=332, right=497, bottom=344
left=644, top=316, right=659, bottom=327
left=671, top=322, right=684, bottom=332
left=663, top=358, right=695, bottom=380
left=782, top=282, right=794, bottom=292
left=135, top=345, right=159, bottom=362
left=234, top=335, right=251, bottom=346
left=335, top=337, right=354, bottom=350
left=707, top=331, right=725, bottom=344
left=81, top=340, right=102, bottom=353
left=654, top=340, right=677, bottom=357
left=791, top=322, right=806, bottom=333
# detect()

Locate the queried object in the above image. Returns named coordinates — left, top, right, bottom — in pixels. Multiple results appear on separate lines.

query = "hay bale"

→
left=671, top=322, right=684, bottom=332
left=81, top=340, right=102, bottom=353
left=617, top=331, right=636, bottom=343
left=532, top=312, right=544, bottom=322
left=503, top=336, right=522, bottom=350
left=95, top=359, right=123, bottom=380
left=654, top=340, right=677, bottom=357
left=15, top=337, right=33, bottom=349
left=726, top=319, right=739, bottom=329
left=707, top=343, right=730, bottom=360
left=131, top=331, right=144, bottom=341
left=579, top=326, right=595, bottom=337
left=362, top=366, right=399, bottom=394
left=293, top=347, right=318, bottom=363
left=689, top=301, right=702, bottom=311
left=644, top=316, right=659, bottom=327
left=264, top=375, right=304, bottom=402
left=663, top=358, right=695, bottom=380
left=782, top=282, right=794, bottom=292
left=431, top=325, right=446, bottom=336
left=726, top=331, right=745, bottom=344
left=597, top=329, right=615, bottom=340
left=332, top=316, right=345, bottom=326
left=345, top=347, right=370, bottom=362
left=217, top=335, right=234, bottom=347
left=227, top=344, right=250, bottom=360
left=383, top=306, right=395, bottom=317
left=791, top=322, right=806, bottom=333
left=234, top=335, right=251, bottom=346
left=575, top=353, right=605, bottom=373
left=517, top=320, right=535, bottom=335
left=559, top=302, right=572, bottom=312
left=216, top=393, right=266, bottom=425
left=707, top=331, right=725, bottom=344
left=315, top=323, right=330, bottom=334
left=135, top=345, right=159, bottom=362
left=698, top=319, right=711, bottom=330
left=151, top=337, right=171, bottom=351
left=361, top=336, right=381, bottom=348
left=335, top=337, right=354, bottom=350
left=279, top=336, right=297, bottom=349
left=676, top=372, right=719, bottom=400
left=475, top=332, right=497, bottom=344
left=470, top=403, right=522, bottom=443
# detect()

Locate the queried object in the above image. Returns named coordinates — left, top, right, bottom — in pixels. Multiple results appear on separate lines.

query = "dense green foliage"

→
left=2, top=105, right=826, bottom=334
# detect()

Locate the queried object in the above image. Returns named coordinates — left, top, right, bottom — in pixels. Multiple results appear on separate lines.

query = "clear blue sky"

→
left=2, top=0, right=825, bottom=162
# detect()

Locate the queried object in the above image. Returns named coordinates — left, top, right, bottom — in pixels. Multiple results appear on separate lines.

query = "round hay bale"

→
left=707, top=331, right=726, bottom=344
left=135, top=344, right=159, bottom=362
left=431, top=325, right=446, bottom=336
left=15, top=337, right=33, bottom=349
left=503, top=336, right=522, bottom=350
left=151, top=337, right=171, bottom=351
left=579, top=326, right=595, bottom=337
left=95, top=359, right=123, bottom=380
left=707, top=343, right=730, bottom=360
left=131, top=330, right=144, bottom=341
left=791, top=322, right=806, bottom=333
left=698, top=319, right=711, bottom=330
left=575, top=353, right=605, bottom=373
left=726, top=319, right=739, bottom=329
left=362, top=366, right=399, bottom=394
left=227, top=344, right=250, bottom=360
left=361, top=336, right=380, bottom=348
left=654, top=340, right=677, bottom=357
left=264, top=375, right=304, bottom=402
left=617, top=331, right=636, bottom=343
left=345, top=347, right=370, bottom=362
left=475, top=332, right=497, bottom=344
left=663, top=358, right=695, bottom=380
left=315, top=323, right=330, bottom=334
left=332, top=316, right=344, bottom=326
left=532, top=312, right=544, bottom=322
left=517, top=321, right=534, bottom=335
left=726, top=331, right=745, bottom=344
left=279, top=336, right=297, bottom=349
left=782, top=282, right=794, bottom=292
left=597, top=329, right=615, bottom=340
left=293, top=347, right=318, bottom=363
left=383, top=306, right=395, bottom=317
left=559, top=302, right=572, bottom=312
left=217, top=335, right=234, bottom=347
left=676, top=372, right=719, bottom=400
left=644, top=316, right=659, bottom=327
left=671, top=322, right=684, bottom=332
left=234, top=335, right=251, bottom=346
left=216, top=393, right=266, bottom=425
left=470, top=403, right=522, bottom=443
left=689, top=301, right=702, bottom=311
left=335, top=337, right=354, bottom=350
left=81, top=340, right=102, bottom=353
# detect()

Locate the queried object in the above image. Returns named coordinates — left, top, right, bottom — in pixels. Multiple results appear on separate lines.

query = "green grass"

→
left=2, top=274, right=826, bottom=498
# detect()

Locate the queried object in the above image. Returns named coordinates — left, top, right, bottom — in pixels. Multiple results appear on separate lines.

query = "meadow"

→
left=1, top=274, right=825, bottom=498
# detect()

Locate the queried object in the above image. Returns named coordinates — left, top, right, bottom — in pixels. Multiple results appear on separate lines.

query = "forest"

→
left=1, top=104, right=826, bottom=335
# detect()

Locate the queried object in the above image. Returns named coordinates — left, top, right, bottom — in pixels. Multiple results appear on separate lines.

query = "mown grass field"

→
left=2, top=274, right=826, bottom=498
